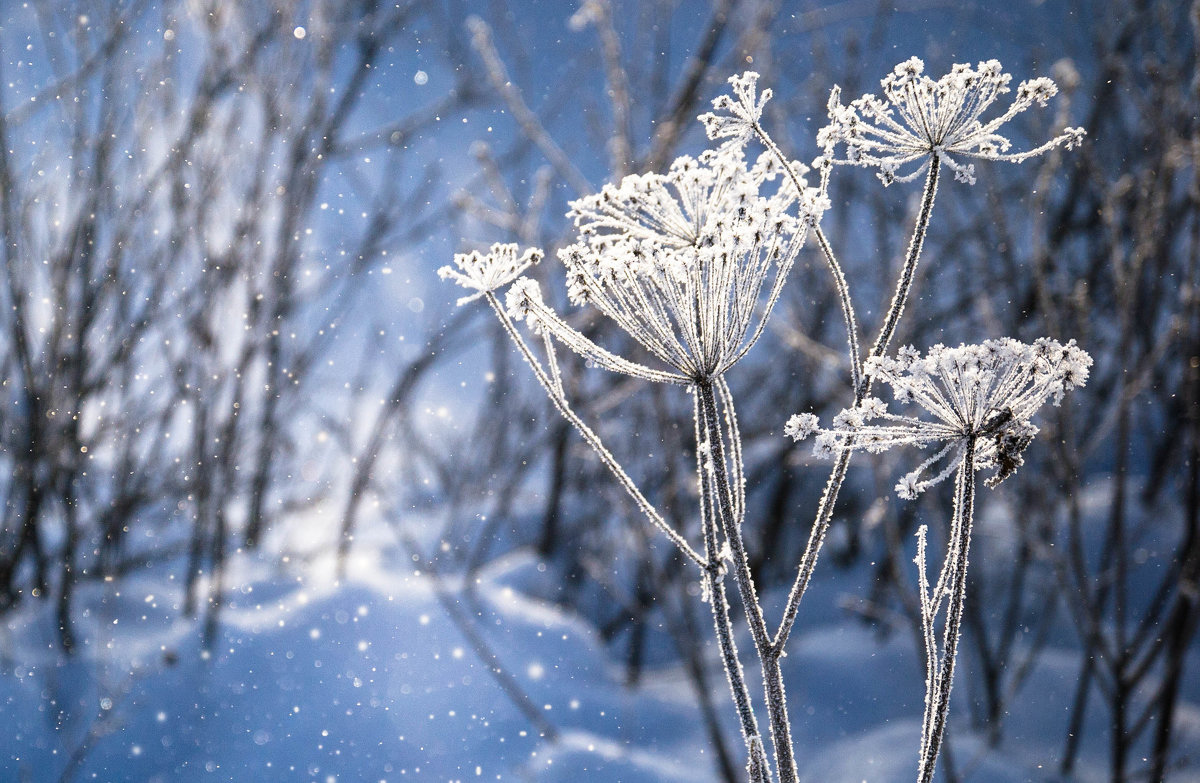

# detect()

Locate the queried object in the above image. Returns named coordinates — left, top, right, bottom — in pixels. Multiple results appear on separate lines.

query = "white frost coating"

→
left=443, top=56, right=1090, bottom=783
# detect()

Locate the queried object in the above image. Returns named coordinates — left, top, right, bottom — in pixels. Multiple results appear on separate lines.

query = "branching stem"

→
left=774, top=155, right=942, bottom=651
left=698, top=378, right=798, bottom=783
left=694, top=391, right=772, bottom=783
left=865, top=155, right=942, bottom=381
left=917, top=437, right=977, bottom=783
left=486, top=293, right=704, bottom=566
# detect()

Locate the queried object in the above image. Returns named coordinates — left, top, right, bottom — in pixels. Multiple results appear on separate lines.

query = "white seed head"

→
left=556, top=144, right=824, bottom=380
left=439, top=243, right=543, bottom=305
left=803, top=338, right=1091, bottom=495
left=818, top=58, right=1086, bottom=185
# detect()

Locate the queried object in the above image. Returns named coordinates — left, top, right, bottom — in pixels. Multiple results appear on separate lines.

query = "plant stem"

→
left=699, top=382, right=772, bottom=651
left=699, top=379, right=797, bottom=783
left=751, top=122, right=861, bottom=389
left=918, top=438, right=976, bottom=783
left=694, top=390, right=772, bottom=783
left=775, top=155, right=943, bottom=651
left=814, top=226, right=861, bottom=392
left=864, top=156, right=942, bottom=385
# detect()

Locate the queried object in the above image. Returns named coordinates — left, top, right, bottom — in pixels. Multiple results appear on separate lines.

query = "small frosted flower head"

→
left=897, top=345, right=922, bottom=368
left=818, top=57, right=1086, bottom=185
left=1031, top=336, right=1091, bottom=402
left=857, top=396, right=888, bottom=421
left=699, top=72, right=773, bottom=153
left=794, top=338, right=1091, bottom=496
left=833, top=406, right=866, bottom=428
left=784, top=412, right=820, bottom=441
left=504, top=277, right=543, bottom=323
left=812, top=431, right=841, bottom=459
left=439, top=243, right=543, bottom=305
left=895, top=473, right=921, bottom=501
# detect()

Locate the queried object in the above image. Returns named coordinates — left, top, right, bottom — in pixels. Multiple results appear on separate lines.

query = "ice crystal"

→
left=817, top=58, right=1086, bottom=185
left=788, top=338, right=1091, bottom=495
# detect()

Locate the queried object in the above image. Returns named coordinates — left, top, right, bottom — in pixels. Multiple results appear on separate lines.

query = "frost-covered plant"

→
left=506, top=148, right=826, bottom=383
left=445, top=57, right=1085, bottom=783
left=788, top=339, right=1090, bottom=782
left=446, top=131, right=825, bottom=783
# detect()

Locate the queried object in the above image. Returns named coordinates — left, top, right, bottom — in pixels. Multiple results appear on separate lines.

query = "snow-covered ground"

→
left=2, top=503, right=1198, bottom=782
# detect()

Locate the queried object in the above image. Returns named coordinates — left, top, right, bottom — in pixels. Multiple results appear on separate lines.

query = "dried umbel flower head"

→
left=788, top=338, right=1091, bottom=497
left=438, top=243, right=543, bottom=305
left=506, top=147, right=828, bottom=383
left=818, top=57, right=1086, bottom=185
left=699, top=71, right=773, bottom=153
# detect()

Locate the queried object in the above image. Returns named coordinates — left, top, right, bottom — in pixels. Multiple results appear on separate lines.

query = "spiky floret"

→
left=698, top=71, right=773, bottom=153
left=788, top=338, right=1091, bottom=496
left=817, top=58, right=1086, bottom=185
left=438, top=243, right=543, bottom=305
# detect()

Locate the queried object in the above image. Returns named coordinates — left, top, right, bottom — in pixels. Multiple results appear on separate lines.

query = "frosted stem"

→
left=699, top=381, right=771, bottom=651
left=775, top=155, right=942, bottom=652
left=750, top=120, right=860, bottom=390
left=814, top=227, right=862, bottom=393
left=486, top=293, right=704, bottom=565
left=694, top=392, right=773, bottom=783
left=772, top=448, right=849, bottom=652
left=917, top=438, right=976, bottom=783
left=864, top=155, right=942, bottom=387
left=699, top=379, right=796, bottom=783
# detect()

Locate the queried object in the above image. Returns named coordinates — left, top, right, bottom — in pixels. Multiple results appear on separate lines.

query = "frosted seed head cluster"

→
left=699, top=71, right=773, bottom=153
left=788, top=338, right=1091, bottom=496
left=438, top=243, right=543, bottom=305
left=504, top=277, right=544, bottom=328
left=783, top=412, right=819, bottom=441
left=537, top=143, right=826, bottom=382
left=817, top=57, right=1086, bottom=185
left=567, top=149, right=817, bottom=251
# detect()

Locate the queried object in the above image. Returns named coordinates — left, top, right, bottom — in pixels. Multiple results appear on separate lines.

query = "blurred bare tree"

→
left=0, top=0, right=468, bottom=652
